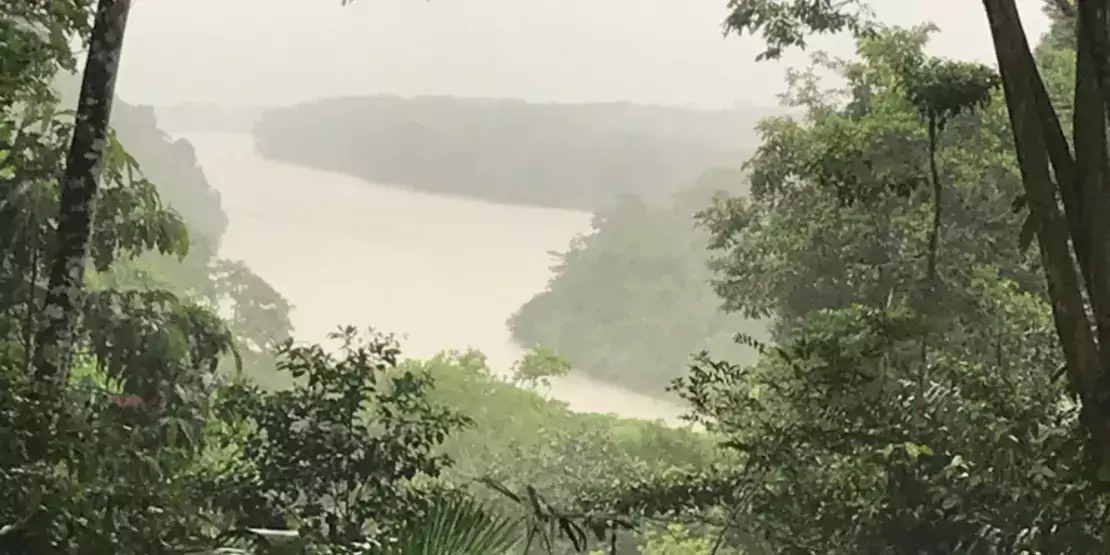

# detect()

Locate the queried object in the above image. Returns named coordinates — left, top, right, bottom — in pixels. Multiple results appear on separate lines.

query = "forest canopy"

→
left=251, top=95, right=777, bottom=211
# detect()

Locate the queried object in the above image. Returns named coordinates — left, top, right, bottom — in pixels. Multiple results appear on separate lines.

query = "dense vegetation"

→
left=545, top=2, right=1110, bottom=552
left=8, top=0, right=1110, bottom=553
left=509, top=167, right=767, bottom=397
left=251, top=96, right=773, bottom=211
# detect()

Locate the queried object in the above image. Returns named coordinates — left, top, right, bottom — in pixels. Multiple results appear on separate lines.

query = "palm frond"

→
left=376, top=497, right=524, bottom=555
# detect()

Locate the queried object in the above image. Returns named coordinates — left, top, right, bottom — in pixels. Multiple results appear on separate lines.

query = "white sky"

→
left=116, top=0, right=1050, bottom=109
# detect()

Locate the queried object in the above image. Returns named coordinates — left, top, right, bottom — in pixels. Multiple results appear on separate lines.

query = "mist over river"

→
left=179, top=133, right=685, bottom=424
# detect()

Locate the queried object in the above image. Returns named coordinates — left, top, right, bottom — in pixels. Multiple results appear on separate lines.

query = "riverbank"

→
left=182, top=132, right=687, bottom=424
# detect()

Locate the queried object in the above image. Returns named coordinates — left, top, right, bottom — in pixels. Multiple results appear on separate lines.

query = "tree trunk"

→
left=33, top=0, right=132, bottom=388
left=982, top=0, right=1110, bottom=468
left=1071, top=0, right=1110, bottom=376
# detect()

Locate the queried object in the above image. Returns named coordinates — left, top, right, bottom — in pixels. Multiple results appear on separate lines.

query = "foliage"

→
left=1, top=4, right=532, bottom=554
left=570, top=20, right=1110, bottom=553
left=418, top=350, right=717, bottom=481
left=252, top=96, right=773, bottom=211
left=52, top=70, right=294, bottom=380
left=0, top=105, right=233, bottom=548
left=376, top=495, right=524, bottom=555
left=0, top=4, right=235, bottom=551
left=717, top=0, right=1110, bottom=483
left=0, top=87, right=239, bottom=550
left=400, top=349, right=726, bottom=553
left=0, top=90, right=197, bottom=385
left=510, top=345, right=571, bottom=389
left=0, top=372, right=219, bottom=553
left=0, top=0, right=93, bottom=108
left=510, top=168, right=767, bottom=397
left=659, top=299, right=1102, bottom=552
left=721, top=0, right=875, bottom=61
left=698, top=25, right=1037, bottom=328
left=217, top=496, right=526, bottom=555
left=635, top=523, right=740, bottom=555
left=212, top=327, right=471, bottom=549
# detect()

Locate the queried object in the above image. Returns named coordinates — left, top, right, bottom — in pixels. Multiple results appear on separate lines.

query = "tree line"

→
left=251, top=95, right=773, bottom=211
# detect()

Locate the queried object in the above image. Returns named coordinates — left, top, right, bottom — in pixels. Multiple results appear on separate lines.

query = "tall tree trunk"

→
left=33, top=0, right=132, bottom=388
left=982, top=0, right=1110, bottom=468
left=1072, top=0, right=1110, bottom=377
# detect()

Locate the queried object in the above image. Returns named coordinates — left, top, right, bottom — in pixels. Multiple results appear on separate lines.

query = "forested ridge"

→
left=508, top=167, right=767, bottom=398
left=7, top=0, right=1110, bottom=553
left=251, top=95, right=775, bottom=211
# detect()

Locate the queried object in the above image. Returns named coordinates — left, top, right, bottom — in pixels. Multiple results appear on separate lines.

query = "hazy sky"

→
left=118, top=0, right=1050, bottom=109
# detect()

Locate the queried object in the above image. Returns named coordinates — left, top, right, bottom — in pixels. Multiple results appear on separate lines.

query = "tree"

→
left=700, top=26, right=1026, bottom=330
left=0, top=0, right=93, bottom=110
left=34, top=0, right=132, bottom=392
left=983, top=0, right=1110, bottom=471
left=510, top=345, right=572, bottom=390
left=565, top=23, right=1109, bottom=552
left=719, top=0, right=1110, bottom=478
left=211, top=328, right=473, bottom=550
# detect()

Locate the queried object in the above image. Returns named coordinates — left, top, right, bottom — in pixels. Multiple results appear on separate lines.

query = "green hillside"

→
left=509, top=168, right=769, bottom=398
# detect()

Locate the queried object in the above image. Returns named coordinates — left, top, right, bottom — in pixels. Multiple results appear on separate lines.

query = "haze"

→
left=7, top=0, right=1103, bottom=547
left=113, top=0, right=1055, bottom=421
left=119, top=0, right=1049, bottom=108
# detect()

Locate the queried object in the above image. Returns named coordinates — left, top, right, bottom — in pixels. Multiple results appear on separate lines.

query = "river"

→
left=180, top=133, right=686, bottom=424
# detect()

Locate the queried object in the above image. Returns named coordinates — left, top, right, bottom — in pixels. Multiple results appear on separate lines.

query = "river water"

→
left=180, top=133, right=685, bottom=423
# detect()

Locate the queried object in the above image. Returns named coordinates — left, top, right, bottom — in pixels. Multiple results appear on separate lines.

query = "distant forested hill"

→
left=109, top=100, right=293, bottom=376
left=508, top=168, right=769, bottom=398
left=251, top=95, right=777, bottom=210
left=110, top=102, right=227, bottom=254
left=53, top=73, right=292, bottom=377
left=53, top=75, right=226, bottom=274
